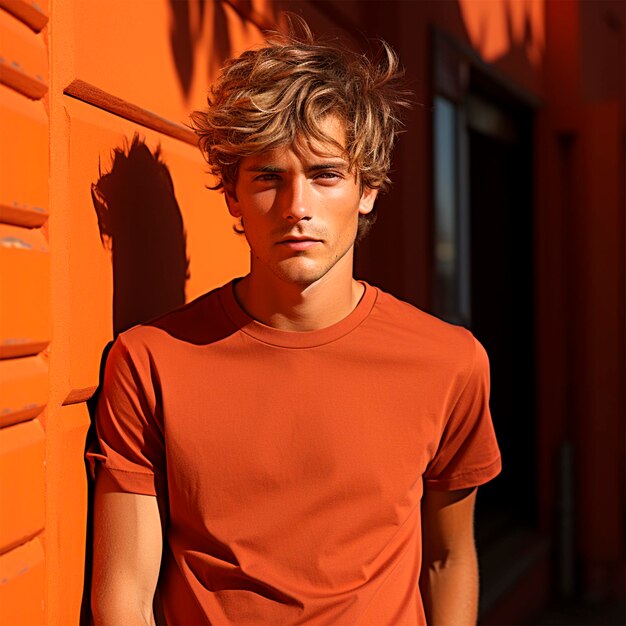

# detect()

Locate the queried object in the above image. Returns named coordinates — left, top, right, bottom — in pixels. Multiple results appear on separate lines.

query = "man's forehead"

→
left=242, top=142, right=348, bottom=170
left=243, top=150, right=345, bottom=167
left=242, top=114, right=349, bottom=168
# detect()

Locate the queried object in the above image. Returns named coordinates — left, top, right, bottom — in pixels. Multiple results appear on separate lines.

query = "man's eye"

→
left=255, top=174, right=280, bottom=182
left=315, top=172, right=341, bottom=181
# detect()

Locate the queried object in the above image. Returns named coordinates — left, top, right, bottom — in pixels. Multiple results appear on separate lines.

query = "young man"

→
left=89, top=22, right=501, bottom=626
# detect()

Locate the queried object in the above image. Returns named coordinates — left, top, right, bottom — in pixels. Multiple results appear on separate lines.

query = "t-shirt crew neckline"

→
left=218, top=277, right=378, bottom=349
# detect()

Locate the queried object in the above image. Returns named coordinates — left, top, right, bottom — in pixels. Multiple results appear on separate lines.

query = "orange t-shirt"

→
left=88, top=278, right=501, bottom=625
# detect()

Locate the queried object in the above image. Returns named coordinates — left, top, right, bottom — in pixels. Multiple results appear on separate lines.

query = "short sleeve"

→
left=86, top=333, right=165, bottom=496
left=423, top=333, right=502, bottom=490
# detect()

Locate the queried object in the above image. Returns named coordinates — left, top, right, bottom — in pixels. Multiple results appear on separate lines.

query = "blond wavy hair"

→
left=190, top=16, right=411, bottom=241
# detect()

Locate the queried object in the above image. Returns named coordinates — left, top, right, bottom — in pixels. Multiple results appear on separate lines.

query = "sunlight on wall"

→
left=458, top=0, right=545, bottom=66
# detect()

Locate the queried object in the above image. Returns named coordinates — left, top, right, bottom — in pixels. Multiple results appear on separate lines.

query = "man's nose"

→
left=280, top=176, right=312, bottom=221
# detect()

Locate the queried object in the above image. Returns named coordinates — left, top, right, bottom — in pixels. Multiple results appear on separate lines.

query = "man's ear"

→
left=359, top=186, right=378, bottom=215
left=224, top=185, right=240, bottom=218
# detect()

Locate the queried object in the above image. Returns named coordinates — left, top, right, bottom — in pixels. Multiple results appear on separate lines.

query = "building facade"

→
left=0, top=0, right=623, bottom=623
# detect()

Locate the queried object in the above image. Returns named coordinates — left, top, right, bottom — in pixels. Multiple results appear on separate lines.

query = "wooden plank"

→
left=0, top=54, right=46, bottom=99
left=0, top=224, right=50, bottom=360
left=0, top=536, right=45, bottom=624
left=0, top=202, right=48, bottom=229
left=63, top=79, right=198, bottom=145
left=63, top=386, right=96, bottom=406
left=0, top=419, right=45, bottom=554
left=0, top=0, right=48, bottom=33
left=0, top=355, right=47, bottom=428
left=0, top=9, right=47, bottom=99
left=64, top=79, right=197, bottom=146
left=0, top=84, right=48, bottom=224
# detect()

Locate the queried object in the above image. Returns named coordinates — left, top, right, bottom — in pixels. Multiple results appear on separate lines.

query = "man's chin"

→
left=273, top=260, right=329, bottom=286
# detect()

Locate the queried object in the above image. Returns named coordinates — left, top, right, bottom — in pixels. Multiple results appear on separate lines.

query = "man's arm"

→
left=419, top=486, right=479, bottom=626
left=91, top=468, right=163, bottom=626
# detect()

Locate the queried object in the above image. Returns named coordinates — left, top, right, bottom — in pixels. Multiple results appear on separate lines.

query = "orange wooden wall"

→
left=0, top=1, right=50, bottom=623
left=0, top=0, right=269, bottom=622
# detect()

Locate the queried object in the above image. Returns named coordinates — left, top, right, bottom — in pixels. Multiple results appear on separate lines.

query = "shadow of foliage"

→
left=168, top=0, right=208, bottom=99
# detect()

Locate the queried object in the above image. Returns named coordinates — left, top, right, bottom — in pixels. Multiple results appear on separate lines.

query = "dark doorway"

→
left=466, top=89, right=536, bottom=536
left=431, top=30, right=540, bottom=620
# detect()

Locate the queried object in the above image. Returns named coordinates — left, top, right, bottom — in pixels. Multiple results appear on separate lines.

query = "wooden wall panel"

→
left=46, top=403, right=90, bottom=625
left=0, top=419, right=45, bottom=553
left=0, top=224, right=50, bottom=359
left=62, top=96, right=249, bottom=394
left=0, top=84, right=48, bottom=227
left=0, top=537, right=45, bottom=625
left=0, top=0, right=49, bottom=33
left=42, top=2, right=265, bottom=621
left=0, top=356, right=47, bottom=428
left=0, top=5, right=49, bottom=624
left=0, top=9, right=47, bottom=99
left=71, top=0, right=266, bottom=127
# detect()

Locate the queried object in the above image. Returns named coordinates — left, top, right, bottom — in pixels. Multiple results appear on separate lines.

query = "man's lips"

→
left=277, top=237, right=322, bottom=250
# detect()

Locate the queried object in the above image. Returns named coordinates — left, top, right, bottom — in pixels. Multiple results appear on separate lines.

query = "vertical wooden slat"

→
left=53, top=404, right=91, bottom=625
left=0, top=419, right=45, bottom=553
left=0, top=7, right=49, bottom=624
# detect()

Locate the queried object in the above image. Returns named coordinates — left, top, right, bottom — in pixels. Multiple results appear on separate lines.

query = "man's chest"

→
left=158, top=345, right=447, bottom=512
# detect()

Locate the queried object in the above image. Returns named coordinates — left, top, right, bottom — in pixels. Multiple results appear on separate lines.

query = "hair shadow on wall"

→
left=81, top=135, right=190, bottom=621
left=91, top=134, right=190, bottom=337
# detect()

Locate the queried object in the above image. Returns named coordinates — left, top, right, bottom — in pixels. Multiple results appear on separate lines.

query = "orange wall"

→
left=0, top=0, right=50, bottom=622
left=535, top=0, right=625, bottom=603
left=48, top=2, right=269, bottom=620
left=1, top=0, right=268, bottom=622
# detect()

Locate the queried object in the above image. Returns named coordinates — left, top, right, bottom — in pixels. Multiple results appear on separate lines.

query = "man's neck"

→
left=233, top=266, right=365, bottom=332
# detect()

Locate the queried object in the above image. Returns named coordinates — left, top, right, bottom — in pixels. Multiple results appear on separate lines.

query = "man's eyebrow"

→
left=244, top=162, right=348, bottom=173
left=307, top=162, right=348, bottom=172
left=244, top=165, right=285, bottom=173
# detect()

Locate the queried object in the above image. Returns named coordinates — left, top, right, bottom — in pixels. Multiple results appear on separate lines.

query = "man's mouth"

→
left=278, top=238, right=321, bottom=250
left=277, top=238, right=321, bottom=251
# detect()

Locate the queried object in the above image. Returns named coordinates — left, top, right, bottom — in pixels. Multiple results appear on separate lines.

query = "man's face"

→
left=225, top=116, right=378, bottom=286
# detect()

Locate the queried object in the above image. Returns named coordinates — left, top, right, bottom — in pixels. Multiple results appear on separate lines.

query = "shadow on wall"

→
left=169, top=0, right=265, bottom=100
left=91, top=135, right=190, bottom=337
left=81, top=136, right=190, bottom=622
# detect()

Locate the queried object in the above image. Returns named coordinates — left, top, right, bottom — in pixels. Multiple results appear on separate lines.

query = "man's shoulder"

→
left=369, top=284, right=478, bottom=368
left=116, top=281, right=232, bottom=354
left=372, top=285, right=470, bottom=341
